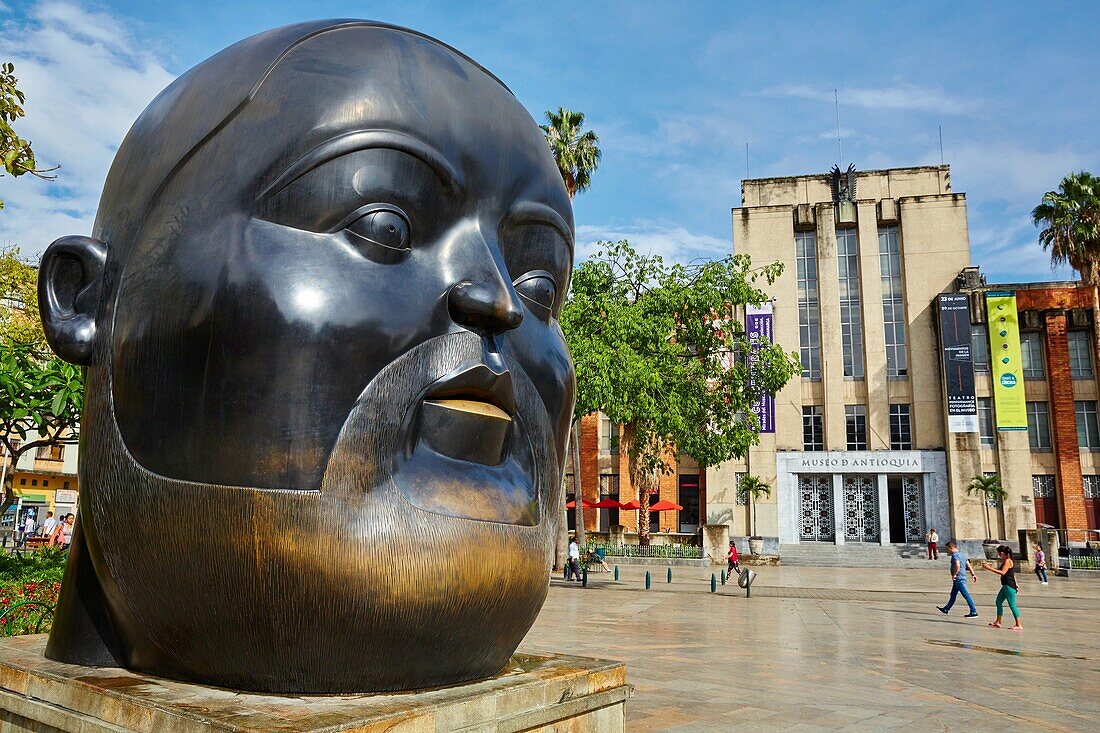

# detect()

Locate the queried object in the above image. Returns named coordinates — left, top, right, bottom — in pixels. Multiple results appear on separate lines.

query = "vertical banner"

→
left=937, top=294, right=978, bottom=433
left=746, top=303, right=775, bottom=433
left=986, top=292, right=1027, bottom=430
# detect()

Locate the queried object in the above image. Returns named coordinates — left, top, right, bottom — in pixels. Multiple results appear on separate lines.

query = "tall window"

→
left=978, top=397, right=995, bottom=448
left=878, top=226, right=907, bottom=378
left=1021, top=332, right=1045, bottom=379
left=599, top=414, right=619, bottom=454
left=795, top=230, right=822, bottom=379
left=971, top=324, right=990, bottom=373
left=1068, top=330, right=1093, bottom=378
left=836, top=228, right=864, bottom=378
left=889, top=404, right=912, bottom=450
left=735, top=471, right=747, bottom=505
left=1076, top=400, right=1100, bottom=450
left=598, top=474, right=620, bottom=530
left=803, top=406, right=824, bottom=450
left=1026, top=401, right=1051, bottom=450
left=845, top=405, right=868, bottom=450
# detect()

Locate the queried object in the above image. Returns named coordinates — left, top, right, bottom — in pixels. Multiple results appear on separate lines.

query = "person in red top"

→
left=727, top=540, right=741, bottom=576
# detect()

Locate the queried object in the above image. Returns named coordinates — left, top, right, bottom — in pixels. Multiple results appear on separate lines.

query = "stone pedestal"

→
left=0, top=636, right=630, bottom=733
left=701, top=524, right=729, bottom=565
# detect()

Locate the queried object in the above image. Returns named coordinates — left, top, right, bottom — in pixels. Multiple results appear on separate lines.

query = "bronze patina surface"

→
left=37, top=21, right=575, bottom=693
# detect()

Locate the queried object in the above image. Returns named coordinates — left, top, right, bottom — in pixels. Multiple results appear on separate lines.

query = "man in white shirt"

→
left=18, top=513, right=35, bottom=547
left=40, top=512, right=59, bottom=539
left=567, top=537, right=581, bottom=582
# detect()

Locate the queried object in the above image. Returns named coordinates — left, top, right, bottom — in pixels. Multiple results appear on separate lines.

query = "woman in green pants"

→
left=982, top=545, right=1022, bottom=631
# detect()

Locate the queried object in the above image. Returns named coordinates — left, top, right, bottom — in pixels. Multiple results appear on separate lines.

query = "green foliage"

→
left=0, top=248, right=44, bottom=346
left=0, top=62, right=56, bottom=211
left=967, top=473, right=1006, bottom=540
left=540, top=107, right=600, bottom=199
left=0, top=550, right=64, bottom=637
left=0, top=547, right=67, bottom=586
left=562, top=240, right=801, bottom=476
left=1032, top=171, right=1100, bottom=284
left=737, top=474, right=772, bottom=538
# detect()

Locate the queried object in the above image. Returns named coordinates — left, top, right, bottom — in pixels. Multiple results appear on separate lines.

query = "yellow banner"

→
left=986, top=292, right=1027, bottom=430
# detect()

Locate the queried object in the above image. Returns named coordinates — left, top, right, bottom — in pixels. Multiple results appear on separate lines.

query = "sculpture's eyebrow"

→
left=506, top=201, right=575, bottom=257
left=260, top=129, right=463, bottom=199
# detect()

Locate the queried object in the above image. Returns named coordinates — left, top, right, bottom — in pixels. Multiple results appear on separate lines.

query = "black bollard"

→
left=721, top=570, right=726, bottom=585
left=645, top=571, right=651, bottom=589
left=582, top=568, right=588, bottom=588
left=667, top=567, right=672, bottom=583
left=711, top=574, right=716, bottom=593
left=614, top=565, right=619, bottom=581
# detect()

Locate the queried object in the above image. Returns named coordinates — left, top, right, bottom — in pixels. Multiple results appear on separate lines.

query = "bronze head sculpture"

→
left=37, top=20, right=575, bottom=693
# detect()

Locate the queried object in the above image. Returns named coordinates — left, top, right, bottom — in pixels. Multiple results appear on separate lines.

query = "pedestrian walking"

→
left=925, top=527, right=939, bottom=560
left=17, top=512, right=35, bottom=548
left=727, top=540, right=741, bottom=576
left=937, top=540, right=978, bottom=618
left=1033, top=543, right=1049, bottom=585
left=982, top=545, right=1022, bottom=631
left=48, top=513, right=75, bottom=550
left=40, top=511, right=58, bottom=539
left=566, top=536, right=582, bottom=582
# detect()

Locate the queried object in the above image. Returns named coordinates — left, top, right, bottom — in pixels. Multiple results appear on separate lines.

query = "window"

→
left=971, top=325, right=990, bottom=373
left=735, top=471, right=747, bottom=505
left=878, top=227, right=908, bottom=378
left=836, top=228, right=864, bottom=378
left=598, top=474, right=620, bottom=530
left=1032, top=475, right=1056, bottom=498
left=978, top=397, right=995, bottom=448
left=599, top=414, right=619, bottom=454
left=62, top=481, right=70, bottom=490
left=889, top=404, right=912, bottom=450
left=1020, top=332, right=1044, bottom=379
left=845, top=405, right=867, bottom=450
left=1026, top=402, right=1051, bottom=450
left=795, top=230, right=822, bottom=379
left=42, top=480, right=48, bottom=488
left=1084, top=475, right=1100, bottom=499
left=1076, top=400, right=1100, bottom=450
left=30, top=479, right=37, bottom=486
left=18, top=478, right=25, bottom=486
left=8, top=439, right=20, bottom=455
left=1068, top=330, right=1093, bottom=379
left=36, top=445, right=63, bottom=461
left=802, top=406, right=824, bottom=451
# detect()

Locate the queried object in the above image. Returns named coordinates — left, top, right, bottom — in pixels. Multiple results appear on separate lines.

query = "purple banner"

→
left=746, top=303, right=775, bottom=433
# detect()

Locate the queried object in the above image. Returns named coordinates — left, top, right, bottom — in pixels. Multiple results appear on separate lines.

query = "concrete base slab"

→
left=0, top=635, right=630, bottom=733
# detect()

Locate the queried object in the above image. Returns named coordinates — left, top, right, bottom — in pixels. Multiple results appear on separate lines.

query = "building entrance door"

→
left=798, top=475, right=834, bottom=542
left=843, top=475, right=879, bottom=542
left=887, top=475, right=926, bottom=543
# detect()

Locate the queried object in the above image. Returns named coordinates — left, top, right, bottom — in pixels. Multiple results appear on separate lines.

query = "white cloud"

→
left=947, top=142, right=1085, bottom=201
left=0, top=2, right=175, bottom=256
left=757, top=83, right=979, bottom=115
left=576, top=220, right=731, bottom=264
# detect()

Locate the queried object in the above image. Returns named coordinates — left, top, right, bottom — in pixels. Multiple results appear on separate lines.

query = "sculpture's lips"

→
left=418, top=363, right=517, bottom=466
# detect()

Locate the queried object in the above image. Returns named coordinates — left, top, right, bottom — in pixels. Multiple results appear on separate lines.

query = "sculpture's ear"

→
left=38, top=236, right=108, bottom=365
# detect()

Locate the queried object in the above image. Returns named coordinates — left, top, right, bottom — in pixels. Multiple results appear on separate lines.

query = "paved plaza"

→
left=522, top=565, right=1100, bottom=732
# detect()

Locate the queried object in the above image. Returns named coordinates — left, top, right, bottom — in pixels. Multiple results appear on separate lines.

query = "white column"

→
left=832, top=473, right=845, bottom=544
left=877, top=474, right=890, bottom=545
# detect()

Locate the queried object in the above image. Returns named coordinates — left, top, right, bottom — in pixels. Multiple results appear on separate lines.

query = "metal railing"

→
left=591, top=543, right=704, bottom=559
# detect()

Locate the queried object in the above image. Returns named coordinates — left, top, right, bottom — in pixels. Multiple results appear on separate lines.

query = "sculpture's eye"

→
left=513, top=271, right=557, bottom=320
left=344, top=208, right=410, bottom=251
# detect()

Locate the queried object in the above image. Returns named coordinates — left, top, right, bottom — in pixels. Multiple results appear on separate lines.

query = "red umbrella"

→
left=592, top=498, right=623, bottom=509
left=618, top=499, right=642, bottom=510
left=565, top=499, right=596, bottom=509
left=648, top=499, right=684, bottom=512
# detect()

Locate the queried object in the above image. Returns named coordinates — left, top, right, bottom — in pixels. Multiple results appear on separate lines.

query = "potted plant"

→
left=737, top=474, right=772, bottom=556
left=966, top=473, right=1007, bottom=559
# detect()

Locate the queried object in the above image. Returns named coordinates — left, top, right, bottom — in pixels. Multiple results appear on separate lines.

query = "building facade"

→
left=2, top=436, right=79, bottom=534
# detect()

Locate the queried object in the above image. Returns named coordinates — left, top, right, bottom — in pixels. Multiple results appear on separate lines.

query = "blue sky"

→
left=1, top=0, right=1098, bottom=281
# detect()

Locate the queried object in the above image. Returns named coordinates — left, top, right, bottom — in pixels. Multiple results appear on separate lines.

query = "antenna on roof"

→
left=745, top=142, right=749, bottom=179
left=834, top=89, right=843, bottom=162
left=938, top=125, right=944, bottom=166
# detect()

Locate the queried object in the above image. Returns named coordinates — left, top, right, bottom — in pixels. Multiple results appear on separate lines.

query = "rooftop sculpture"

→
left=37, top=20, right=575, bottom=693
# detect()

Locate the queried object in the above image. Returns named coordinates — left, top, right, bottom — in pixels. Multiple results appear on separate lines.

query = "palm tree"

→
left=736, top=474, right=772, bottom=539
left=966, top=473, right=1007, bottom=541
left=1033, top=172, right=1100, bottom=360
left=541, top=107, right=601, bottom=199
left=543, top=108, right=600, bottom=566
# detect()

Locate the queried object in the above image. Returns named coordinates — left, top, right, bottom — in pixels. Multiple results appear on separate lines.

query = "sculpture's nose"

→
left=448, top=279, right=524, bottom=337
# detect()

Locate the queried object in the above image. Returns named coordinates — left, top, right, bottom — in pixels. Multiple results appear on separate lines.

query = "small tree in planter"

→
left=737, top=474, right=772, bottom=555
left=966, top=473, right=1007, bottom=559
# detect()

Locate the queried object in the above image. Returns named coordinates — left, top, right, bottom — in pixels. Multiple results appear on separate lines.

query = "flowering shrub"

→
left=0, top=549, right=66, bottom=636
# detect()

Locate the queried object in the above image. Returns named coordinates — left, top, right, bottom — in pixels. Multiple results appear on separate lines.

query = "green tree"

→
left=0, top=341, right=84, bottom=517
left=1032, top=172, right=1100, bottom=361
left=966, top=473, right=1006, bottom=541
left=542, top=107, right=601, bottom=564
left=0, top=248, right=44, bottom=347
left=562, top=240, right=800, bottom=543
left=541, top=107, right=601, bottom=199
left=736, top=474, right=772, bottom=540
left=1, top=62, right=56, bottom=211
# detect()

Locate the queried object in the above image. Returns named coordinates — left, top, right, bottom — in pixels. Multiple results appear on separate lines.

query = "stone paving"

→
left=522, top=565, right=1100, bottom=732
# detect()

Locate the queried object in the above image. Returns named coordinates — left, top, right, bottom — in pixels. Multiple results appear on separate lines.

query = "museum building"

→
left=569, top=164, right=1100, bottom=555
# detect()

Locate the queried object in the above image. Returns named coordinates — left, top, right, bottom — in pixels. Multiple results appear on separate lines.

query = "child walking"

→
left=1033, top=543, right=1048, bottom=585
